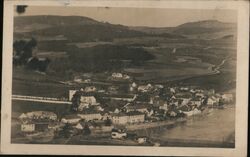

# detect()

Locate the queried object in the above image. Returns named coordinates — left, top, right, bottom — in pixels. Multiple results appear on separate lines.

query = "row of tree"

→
left=13, top=38, right=51, bottom=72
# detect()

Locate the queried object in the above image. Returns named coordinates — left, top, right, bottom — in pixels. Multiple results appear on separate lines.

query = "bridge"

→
left=12, top=94, right=72, bottom=104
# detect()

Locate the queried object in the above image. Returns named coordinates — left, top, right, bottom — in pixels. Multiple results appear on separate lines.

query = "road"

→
left=12, top=94, right=72, bottom=104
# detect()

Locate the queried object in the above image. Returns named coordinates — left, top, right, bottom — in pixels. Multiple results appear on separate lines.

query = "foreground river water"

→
left=152, top=105, right=235, bottom=147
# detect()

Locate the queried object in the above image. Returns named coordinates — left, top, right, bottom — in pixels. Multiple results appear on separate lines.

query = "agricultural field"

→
left=12, top=15, right=237, bottom=97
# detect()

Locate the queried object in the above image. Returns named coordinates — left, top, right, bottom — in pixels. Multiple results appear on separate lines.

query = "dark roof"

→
left=191, top=97, right=201, bottom=101
left=112, top=111, right=144, bottom=117
left=112, top=112, right=128, bottom=117
left=127, top=111, right=145, bottom=116
left=63, top=114, right=81, bottom=119
left=126, top=104, right=149, bottom=109
left=175, top=94, right=191, bottom=99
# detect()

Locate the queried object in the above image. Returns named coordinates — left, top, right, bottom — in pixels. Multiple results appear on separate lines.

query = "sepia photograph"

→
left=1, top=0, right=249, bottom=156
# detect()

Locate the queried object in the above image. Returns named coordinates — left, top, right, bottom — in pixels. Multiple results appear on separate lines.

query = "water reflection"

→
left=158, top=105, right=235, bottom=143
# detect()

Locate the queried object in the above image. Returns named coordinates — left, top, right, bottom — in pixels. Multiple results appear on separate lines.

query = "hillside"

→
left=130, top=20, right=237, bottom=39
left=14, top=15, right=188, bottom=41
left=14, top=15, right=149, bottom=42
left=13, top=15, right=237, bottom=83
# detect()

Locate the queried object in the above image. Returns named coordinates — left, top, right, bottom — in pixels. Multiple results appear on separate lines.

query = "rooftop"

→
left=63, top=114, right=81, bottom=119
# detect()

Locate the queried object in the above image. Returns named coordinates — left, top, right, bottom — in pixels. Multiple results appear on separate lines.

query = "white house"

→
left=77, top=113, right=102, bottom=121
left=125, top=104, right=148, bottom=113
left=155, top=84, right=164, bottom=89
left=21, top=123, right=35, bottom=132
left=112, top=73, right=123, bottom=78
left=138, top=84, right=153, bottom=93
left=69, top=90, right=77, bottom=100
left=159, top=103, right=168, bottom=111
left=74, top=123, right=83, bottom=130
left=181, top=98, right=191, bottom=106
left=78, top=103, right=90, bottom=111
left=80, top=96, right=97, bottom=106
left=123, top=74, right=130, bottom=79
left=207, top=96, right=219, bottom=106
left=114, top=108, right=120, bottom=114
left=61, top=115, right=82, bottom=124
left=101, top=112, right=111, bottom=120
left=132, top=82, right=137, bottom=88
left=128, top=114, right=145, bottom=123
left=169, top=111, right=177, bottom=117
left=84, top=86, right=96, bottom=92
left=195, top=93, right=205, bottom=98
left=146, top=109, right=154, bottom=117
left=22, top=111, right=57, bottom=121
left=19, top=113, right=27, bottom=119
left=96, top=106, right=104, bottom=111
left=180, top=87, right=189, bottom=91
left=222, top=93, right=234, bottom=102
left=112, top=113, right=129, bottom=124
left=190, top=98, right=202, bottom=107
left=112, top=112, right=145, bottom=125
left=170, top=88, right=176, bottom=93
left=183, top=108, right=201, bottom=116
left=130, top=82, right=137, bottom=92
left=137, top=137, right=147, bottom=144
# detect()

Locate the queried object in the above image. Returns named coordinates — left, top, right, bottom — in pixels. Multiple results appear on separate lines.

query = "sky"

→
left=15, top=6, right=237, bottom=27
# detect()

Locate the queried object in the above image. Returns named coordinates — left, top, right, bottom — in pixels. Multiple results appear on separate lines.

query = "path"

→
left=12, top=94, right=72, bottom=104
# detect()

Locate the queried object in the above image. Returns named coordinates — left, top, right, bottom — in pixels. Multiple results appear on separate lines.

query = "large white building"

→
left=61, top=115, right=82, bottom=124
left=112, top=112, right=145, bottom=125
left=207, top=96, right=219, bottom=106
left=21, top=123, right=35, bottom=132
left=77, top=113, right=102, bottom=121
left=69, top=90, right=77, bottom=100
left=222, top=93, right=234, bottom=102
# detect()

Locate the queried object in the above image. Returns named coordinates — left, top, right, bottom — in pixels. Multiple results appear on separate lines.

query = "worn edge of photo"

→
left=1, top=0, right=249, bottom=156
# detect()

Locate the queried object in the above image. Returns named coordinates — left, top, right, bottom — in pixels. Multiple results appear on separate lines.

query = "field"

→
left=12, top=100, right=70, bottom=117
left=12, top=15, right=237, bottom=100
left=12, top=34, right=236, bottom=97
left=12, top=67, right=76, bottom=98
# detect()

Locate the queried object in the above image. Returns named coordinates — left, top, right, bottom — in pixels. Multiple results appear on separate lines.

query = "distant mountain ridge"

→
left=14, top=15, right=237, bottom=40
left=130, top=20, right=237, bottom=39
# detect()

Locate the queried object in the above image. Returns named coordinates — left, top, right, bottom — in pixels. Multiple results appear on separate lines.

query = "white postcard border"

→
left=1, top=0, right=249, bottom=156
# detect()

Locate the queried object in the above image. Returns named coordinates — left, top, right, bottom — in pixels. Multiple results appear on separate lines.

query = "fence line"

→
left=12, top=94, right=72, bottom=104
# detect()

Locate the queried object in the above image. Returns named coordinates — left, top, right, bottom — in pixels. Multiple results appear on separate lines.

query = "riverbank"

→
left=151, top=105, right=235, bottom=148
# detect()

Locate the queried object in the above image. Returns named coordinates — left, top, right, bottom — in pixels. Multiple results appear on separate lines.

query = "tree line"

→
left=13, top=38, right=50, bottom=72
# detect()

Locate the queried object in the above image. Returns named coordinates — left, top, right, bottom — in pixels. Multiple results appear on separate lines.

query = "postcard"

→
left=1, top=0, right=249, bottom=156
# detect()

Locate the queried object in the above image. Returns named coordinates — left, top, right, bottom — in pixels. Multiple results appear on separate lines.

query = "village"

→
left=16, top=72, right=235, bottom=145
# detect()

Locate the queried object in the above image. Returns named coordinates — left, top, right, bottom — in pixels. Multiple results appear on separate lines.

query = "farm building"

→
left=111, top=111, right=145, bottom=125
left=222, top=93, right=234, bottom=102
left=21, top=123, right=35, bottom=132
left=125, top=104, right=148, bottom=113
left=61, top=115, right=82, bottom=124
left=77, top=112, right=102, bottom=121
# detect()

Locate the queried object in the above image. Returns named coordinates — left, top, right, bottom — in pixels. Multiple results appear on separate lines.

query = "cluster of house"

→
left=18, top=111, right=58, bottom=132
left=111, top=72, right=130, bottom=80
left=18, top=81, right=234, bottom=136
left=64, top=83, right=234, bottom=126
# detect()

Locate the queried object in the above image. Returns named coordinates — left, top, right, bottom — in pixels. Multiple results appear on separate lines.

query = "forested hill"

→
left=14, top=15, right=185, bottom=41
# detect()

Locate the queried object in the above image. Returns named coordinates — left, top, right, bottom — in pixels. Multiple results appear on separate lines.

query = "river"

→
left=153, top=105, right=235, bottom=147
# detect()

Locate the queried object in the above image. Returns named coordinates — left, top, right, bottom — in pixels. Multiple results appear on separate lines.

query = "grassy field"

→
left=12, top=67, right=72, bottom=98
left=12, top=100, right=70, bottom=116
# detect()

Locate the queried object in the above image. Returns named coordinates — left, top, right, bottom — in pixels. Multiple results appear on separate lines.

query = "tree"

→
left=13, top=38, right=38, bottom=65
left=16, top=5, right=28, bottom=14
left=61, top=123, right=72, bottom=138
left=83, top=124, right=91, bottom=135
left=71, top=91, right=81, bottom=112
left=218, top=98, right=224, bottom=106
left=104, top=117, right=112, bottom=126
left=26, top=57, right=39, bottom=70
left=37, top=57, right=51, bottom=72
left=202, top=96, right=208, bottom=106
